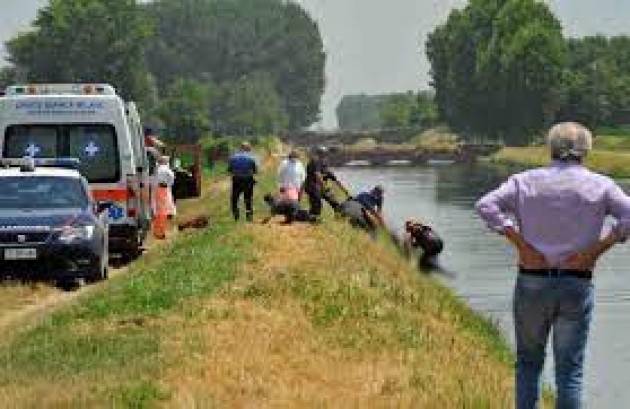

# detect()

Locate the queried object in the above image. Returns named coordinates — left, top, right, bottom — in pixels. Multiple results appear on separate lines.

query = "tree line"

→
left=426, top=0, right=630, bottom=145
left=1, top=0, right=325, bottom=141
left=336, top=91, right=438, bottom=132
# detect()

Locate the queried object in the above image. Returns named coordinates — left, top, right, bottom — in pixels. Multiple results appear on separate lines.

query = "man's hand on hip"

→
left=504, top=227, right=548, bottom=269
left=517, top=244, right=549, bottom=269
left=563, top=252, right=596, bottom=270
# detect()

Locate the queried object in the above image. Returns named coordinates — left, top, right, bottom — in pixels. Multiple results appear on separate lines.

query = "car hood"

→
left=0, top=209, right=92, bottom=230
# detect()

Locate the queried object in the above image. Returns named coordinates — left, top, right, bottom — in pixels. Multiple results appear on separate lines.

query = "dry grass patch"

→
left=162, top=220, right=518, bottom=408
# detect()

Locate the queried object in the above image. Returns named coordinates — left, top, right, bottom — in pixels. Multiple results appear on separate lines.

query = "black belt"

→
left=519, top=267, right=592, bottom=280
left=158, top=182, right=168, bottom=188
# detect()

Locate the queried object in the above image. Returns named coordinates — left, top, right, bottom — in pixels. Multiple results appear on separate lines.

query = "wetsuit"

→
left=409, top=225, right=444, bottom=265
left=228, top=151, right=258, bottom=221
left=304, top=157, right=326, bottom=216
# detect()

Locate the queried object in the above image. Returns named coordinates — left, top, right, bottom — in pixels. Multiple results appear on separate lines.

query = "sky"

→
left=3, top=0, right=630, bottom=128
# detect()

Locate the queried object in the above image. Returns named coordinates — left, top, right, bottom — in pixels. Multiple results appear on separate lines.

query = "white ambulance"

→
left=0, top=84, right=153, bottom=259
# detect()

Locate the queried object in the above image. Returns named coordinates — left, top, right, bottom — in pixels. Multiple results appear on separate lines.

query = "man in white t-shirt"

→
left=277, top=150, right=306, bottom=198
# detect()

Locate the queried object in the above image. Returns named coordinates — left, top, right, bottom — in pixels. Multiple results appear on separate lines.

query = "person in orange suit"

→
left=152, top=156, right=176, bottom=239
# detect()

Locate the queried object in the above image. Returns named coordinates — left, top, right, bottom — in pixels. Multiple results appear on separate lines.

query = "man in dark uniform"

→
left=304, top=146, right=337, bottom=217
left=227, top=142, right=258, bottom=221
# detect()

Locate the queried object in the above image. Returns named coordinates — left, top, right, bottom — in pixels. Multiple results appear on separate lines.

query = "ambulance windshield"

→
left=4, top=124, right=120, bottom=183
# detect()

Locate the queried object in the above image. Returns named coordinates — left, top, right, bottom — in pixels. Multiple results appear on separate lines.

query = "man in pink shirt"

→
left=476, top=122, right=630, bottom=408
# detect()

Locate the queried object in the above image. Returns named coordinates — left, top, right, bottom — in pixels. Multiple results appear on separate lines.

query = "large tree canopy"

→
left=6, top=0, right=154, bottom=103
left=144, top=0, right=325, bottom=130
left=556, top=36, right=630, bottom=129
left=3, top=0, right=325, bottom=138
left=426, top=0, right=566, bottom=144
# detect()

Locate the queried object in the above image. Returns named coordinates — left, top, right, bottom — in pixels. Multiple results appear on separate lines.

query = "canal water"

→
left=336, top=163, right=630, bottom=408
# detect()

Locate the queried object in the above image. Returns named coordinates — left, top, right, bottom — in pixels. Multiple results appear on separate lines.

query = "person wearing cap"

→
left=152, top=156, right=176, bottom=239
left=277, top=150, right=306, bottom=202
left=475, top=122, right=630, bottom=409
left=228, top=142, right=258, bottom=221
left=304, top=146, right=337, bottom=217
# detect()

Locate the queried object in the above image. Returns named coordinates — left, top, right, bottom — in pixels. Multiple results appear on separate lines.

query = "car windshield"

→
left=4, top=124, right=120, bottom=183
left=0, top=176, right=88, bottom=210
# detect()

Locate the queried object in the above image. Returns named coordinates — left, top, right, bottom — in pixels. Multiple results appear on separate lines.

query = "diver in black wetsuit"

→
left=403, top=219, right=444, bottom=267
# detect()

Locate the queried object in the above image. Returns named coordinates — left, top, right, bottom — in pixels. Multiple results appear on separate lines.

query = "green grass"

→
left=0, top=168, right=253, bottom=406
left=0, top=158, right=533, bottom=407
left=492, top=146, right=630, bottom=178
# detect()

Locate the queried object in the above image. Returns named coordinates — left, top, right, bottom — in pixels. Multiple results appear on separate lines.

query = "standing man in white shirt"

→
left=277, top=150, right=306, bottom=201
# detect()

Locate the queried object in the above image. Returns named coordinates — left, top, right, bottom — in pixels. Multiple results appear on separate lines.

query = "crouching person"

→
left=263, top=187, right=316, bottom=224
left=339, top=185, right=385, bottom=233
left=153, top=156, right=176, bottom=239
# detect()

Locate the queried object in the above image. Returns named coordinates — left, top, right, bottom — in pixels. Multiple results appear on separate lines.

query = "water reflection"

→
left=335, top=163, right=630, bottom=408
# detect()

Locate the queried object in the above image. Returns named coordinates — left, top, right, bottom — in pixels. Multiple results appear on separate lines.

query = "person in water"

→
left=476, top=122, right=630, bottom=409
left=403, top=219, right=444, bottom=266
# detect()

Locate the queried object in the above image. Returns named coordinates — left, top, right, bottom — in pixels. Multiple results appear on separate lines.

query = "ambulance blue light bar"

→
left=5, top=84, right=116, bottom=96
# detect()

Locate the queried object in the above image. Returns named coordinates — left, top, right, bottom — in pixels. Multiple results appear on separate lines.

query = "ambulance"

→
left=0, top=84, right=153, bottom=259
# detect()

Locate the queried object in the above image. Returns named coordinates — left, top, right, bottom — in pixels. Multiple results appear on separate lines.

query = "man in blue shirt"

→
left=340, top=185, right=385, bottom=231
left=227, top=142, right=258, bottom=221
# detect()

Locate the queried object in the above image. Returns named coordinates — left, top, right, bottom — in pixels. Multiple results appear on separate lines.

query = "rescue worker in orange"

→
left=153, top=156, right=176, bottom=239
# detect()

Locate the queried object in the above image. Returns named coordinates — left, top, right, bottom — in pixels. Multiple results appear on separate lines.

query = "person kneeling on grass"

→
left=263, top=187, right=316, bottom=224
left=403, top=219, right=444, bottom=267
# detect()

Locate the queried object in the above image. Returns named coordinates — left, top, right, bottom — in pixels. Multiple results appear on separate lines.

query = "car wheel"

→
left=86, top=258, right=107, bottom=284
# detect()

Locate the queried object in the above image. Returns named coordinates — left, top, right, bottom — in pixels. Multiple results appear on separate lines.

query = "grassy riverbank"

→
left=492, top=145, right=630, bottom=178
left=0, top=159, right=538, bottom=407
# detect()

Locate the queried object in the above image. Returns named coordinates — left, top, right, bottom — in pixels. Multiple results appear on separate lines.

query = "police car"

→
left=0, top=158, right=109, bottom=283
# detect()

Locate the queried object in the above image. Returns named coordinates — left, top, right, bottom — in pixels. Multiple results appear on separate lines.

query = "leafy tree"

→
left=556, top=36, right=630, bottom=128
left=216, top=72, right=289, bottom=136
left=427, top=0, right=566, bottom=144
left=380, top=93, right=416, bottom=128
left=158, top=78, right=212, bottom=143
left=6, top=0, right=154, bottom=106
left=144, top=0, right=324, bottom=130
left=336, top=92, right=438, bottom=131
left=0, top=67, right=19, bottom=90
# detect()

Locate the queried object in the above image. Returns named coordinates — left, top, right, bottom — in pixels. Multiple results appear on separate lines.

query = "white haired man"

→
left=475, top=122, right=630, bottom=408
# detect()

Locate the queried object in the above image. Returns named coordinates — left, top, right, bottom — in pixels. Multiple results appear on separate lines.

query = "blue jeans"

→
left=514, top=274, right=594, bottom=409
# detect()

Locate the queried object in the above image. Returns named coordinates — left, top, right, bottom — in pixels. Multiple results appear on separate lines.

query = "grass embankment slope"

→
left=0, top=158, right=522, bottom=408
left=492, top=133, right=630, bottom=178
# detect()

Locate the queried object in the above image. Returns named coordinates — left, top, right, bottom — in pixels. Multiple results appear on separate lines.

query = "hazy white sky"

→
left=3, top=0, right=630, bottom=128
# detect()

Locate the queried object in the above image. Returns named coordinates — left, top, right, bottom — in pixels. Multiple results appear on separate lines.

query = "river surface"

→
left=336, top=163, right=630, bottom=408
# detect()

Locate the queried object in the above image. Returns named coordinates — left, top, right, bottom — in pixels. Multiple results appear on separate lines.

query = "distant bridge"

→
left=324, top=144, right=502, bottom=167
left=281, top=128, right=424, bottom=147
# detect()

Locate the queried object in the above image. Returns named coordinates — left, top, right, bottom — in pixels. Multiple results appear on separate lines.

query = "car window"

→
left=0, top=177, right=88, bottom=210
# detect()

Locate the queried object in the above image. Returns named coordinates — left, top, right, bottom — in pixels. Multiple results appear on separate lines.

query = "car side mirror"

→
left=96, top=201, right=114, bottom=214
